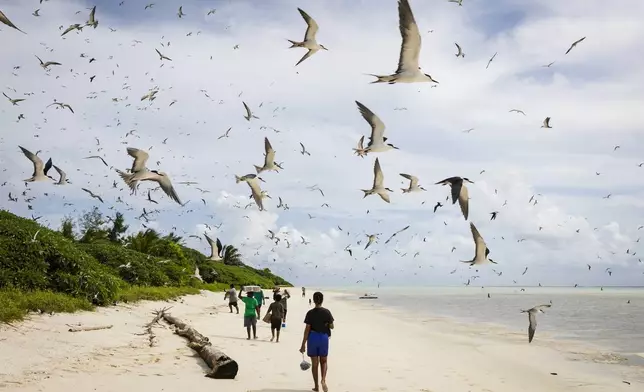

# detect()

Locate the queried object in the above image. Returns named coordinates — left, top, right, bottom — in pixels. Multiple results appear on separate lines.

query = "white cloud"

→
left=1, top=0, right=643, bottom=287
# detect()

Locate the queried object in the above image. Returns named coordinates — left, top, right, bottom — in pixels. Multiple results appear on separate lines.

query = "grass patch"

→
left=0, top=289, right=93, bottom=323
left=115, top=285, right=201, bottom=303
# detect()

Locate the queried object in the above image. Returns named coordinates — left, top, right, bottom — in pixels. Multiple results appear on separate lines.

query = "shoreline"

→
left=1, top=290, right=642, bottom=391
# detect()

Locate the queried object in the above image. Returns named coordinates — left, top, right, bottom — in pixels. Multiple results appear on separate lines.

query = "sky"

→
left=1, top=0, right=644, bottom=288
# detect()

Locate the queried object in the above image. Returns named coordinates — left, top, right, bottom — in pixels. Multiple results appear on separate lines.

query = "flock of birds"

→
left=0, top=0, right=639, bottom=344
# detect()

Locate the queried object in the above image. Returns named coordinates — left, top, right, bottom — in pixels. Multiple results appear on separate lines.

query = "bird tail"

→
left=235, top=175, right=243, bottom=184
left=287, top=39, right=303, bottom=48
left=401, top=188, right=409, bottom=193
left=361, top=189, right=372, bottom=198
left=116, top=169, right=138, bottom=193
left=353, top=148, right=367, bottom=157
left=366, top=74, right=395, bottom=84
left=254, top=165, right=263, bottom=174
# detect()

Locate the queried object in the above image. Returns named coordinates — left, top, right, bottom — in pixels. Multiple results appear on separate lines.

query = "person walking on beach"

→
left=224, top=284, right=239, bottom=314
left=302, top=286, right=306, bottom=298
left=280, top=289, right=291, bottom=322
left=241, top=291, right=258, bottom=340
left=267, top=293, right=285, bottom=342
left=300, top=291, right=334, bottom=392
left=254, top=287, right=265, bottom=318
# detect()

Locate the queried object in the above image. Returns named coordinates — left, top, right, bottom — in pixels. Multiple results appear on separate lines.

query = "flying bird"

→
left=83, top=155, right=109, bottom=166
left=218, top=127, right=232, bottom=140
left=509, top=109, right=526, bottom=116
left=254, top=137, right=280, bottom=174
left=33, top=9, right=40, bottom=17
left=35, top=55, right=61, bottom=70
left=384, top=225, right=410, bottom=244
left=369, top=0, right=438, bottom=84
left=61, top=24, right=83, bottom=36
left=400, top=173, right=425, bottom=193
left=86, top=6, right=98, bottom=28
left=521, top=304, right=551, bottom=343
left=3, top=92, right=25, bottom=105
left=299, top=142, right=311, bottom=156
left=433, top=201, right=443, bottom=213
left=486, top=52, right=497, bottom=69
left=288, top=8, right=328, bottom=66
left=204, top=233, right=223, bottom=261
left=435, top=176, right=473, bottom=220
left=490, top=211, right=498, bottom=220
left=454, top=43, right=465, bottom=58
left=47, top=101, right=74, bottom=113
left=565, top=37, right=586, bottom=55
left=362, top=157, right=393, bottom=203
left=365, top=234, right=378, bottom=250
left=541, top=117, right=552, bottom=128
left=242, top=101, right=259, bottom=121
left=81, top=188, right=104, bottom=203
left=355, top=101, right=399, bottom=154
left=0, top=9, right=26, bottom=33
left=462, top=222, right=496, bottom=266
left=353, top=135, right=367, bottom=158
left=19, top=146, right=51, bottom=182
left=235, top=174, right=266, bottom=211
left=155, top=48, right=172, bottom=61
left=177, top=6, right=185, bottom=18
left=117, top=169, right=182, bottom=205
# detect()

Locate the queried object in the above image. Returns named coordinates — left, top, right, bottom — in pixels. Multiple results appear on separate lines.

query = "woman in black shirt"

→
left=299, top=291, right=334, bottom=392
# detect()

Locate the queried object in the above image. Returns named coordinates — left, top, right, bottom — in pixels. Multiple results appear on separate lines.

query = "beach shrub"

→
left=0, top=289, right=94, bottom=323
left=0, top=211, right=121, bottom=305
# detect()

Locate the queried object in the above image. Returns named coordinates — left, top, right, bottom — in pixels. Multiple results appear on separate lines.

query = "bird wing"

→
left=43, top=158, right=53, bottom=176
left=19, top=146, right=44, bottom=177
left=356, top=101, right=385, bottom=145
left=248, top=179, right=264, bottom=211
left=400, top=173, right=418, bottom=187
left=528, top=311, right=537, bottom=343
left=84, top=156, right=108, bottom=166
left=543, top=117, right=550, bottom=127
left=455, top=43, right=461, bottom=54
left=127, top=147, right=149, bottom=173
left=155, top=48, right=163, bottom=58
left=458, top=182, right=469, bottom=219
left=243, top=101, right=252, bottom=117
left=0, top=10, right=25, bottom=33
left=373, top=158, right=384, bottom=188
left=486, top=52, right=497, bottom=69
left=358, top=135, right=365, bottom=149
left=216, top=238, right=223, bottom=256
left=295, top=49, right=316, bottom=66
left=157, top=174, right=183, bottom=205
left=89, top=6, right=96, bottom=23
left=298, top=8, right=319, bottom=41
left=81, top=188, right=93, bottom=197
left=470, top=222, right=487, bottom=261
left=264, top=137, right=275, bottom=165
left=533, top=304, right=551, bottom=311
left=395, top=0, right=421, bottom=74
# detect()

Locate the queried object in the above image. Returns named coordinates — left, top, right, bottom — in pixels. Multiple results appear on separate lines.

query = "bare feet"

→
left=270, top=337, right=274, bottom=342
left=321, top=381, right=328, bottom=392
left=246, top=337, right=250, bottom=340
left=312, top=388, right=318, bottom=392
left=253, top=336, right=258, bottom=339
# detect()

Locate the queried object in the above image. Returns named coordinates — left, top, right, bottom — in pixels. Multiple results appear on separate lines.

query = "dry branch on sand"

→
left=159, top=309, right=238, bottom=379
left=136, top=306, right=172, bottom=347
left=67, top=324, right=113, bottom=332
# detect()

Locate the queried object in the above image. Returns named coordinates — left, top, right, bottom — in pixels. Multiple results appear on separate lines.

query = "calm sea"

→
left=329, top=286, right=644, bottom=356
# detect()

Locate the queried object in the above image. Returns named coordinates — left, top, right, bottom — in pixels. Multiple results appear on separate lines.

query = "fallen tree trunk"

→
left=161, top=312, right=238, bottom=379
left=68, top=324, right=113, bottom=333
left=136, top=307, right=172, bottom=347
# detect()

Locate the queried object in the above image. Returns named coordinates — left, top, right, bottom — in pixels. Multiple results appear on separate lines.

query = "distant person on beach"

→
left=224, top=284, right=239, bottom=314
left=302, top=287, right=306, bottom=298
left=267, top=293, right=285, bottom=342
left=300, top=291, right=334, bottom=392
left=254, top=287, right=265, bottom=318
left=241, top=291, right=258, bottom=340
left=280, top=289, right=291, bottom=322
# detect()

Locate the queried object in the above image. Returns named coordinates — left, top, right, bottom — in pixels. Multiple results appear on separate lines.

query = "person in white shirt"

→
left=224, top=284, right=239, bottom=314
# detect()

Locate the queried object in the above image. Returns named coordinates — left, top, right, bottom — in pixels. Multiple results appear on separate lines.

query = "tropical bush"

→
left=0, top=209, right=291, bottom=322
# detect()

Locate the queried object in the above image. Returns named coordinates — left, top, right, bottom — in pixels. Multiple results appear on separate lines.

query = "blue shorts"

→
left=307, top=331, right=329, bottom=357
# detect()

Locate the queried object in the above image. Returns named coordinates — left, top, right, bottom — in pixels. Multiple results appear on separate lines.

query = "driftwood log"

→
left=161, top=312, right=238, bottom=379
left=68, top=324, right=113, bottom=332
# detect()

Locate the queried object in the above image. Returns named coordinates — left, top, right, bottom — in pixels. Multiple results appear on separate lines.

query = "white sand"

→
left=1, top=291, right=642, bottom=392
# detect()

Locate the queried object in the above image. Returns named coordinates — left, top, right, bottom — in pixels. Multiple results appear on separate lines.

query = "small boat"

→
left=359, top=293, right=378, bottom=299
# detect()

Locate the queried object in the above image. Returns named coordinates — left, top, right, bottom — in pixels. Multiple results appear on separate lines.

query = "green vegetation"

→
left=0, top=209, right=291, bottom=323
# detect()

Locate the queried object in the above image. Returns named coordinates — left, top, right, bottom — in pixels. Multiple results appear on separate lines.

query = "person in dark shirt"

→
left=299, top=291, right=334, bottom=392
left=267, top=293, right=285, bottom=342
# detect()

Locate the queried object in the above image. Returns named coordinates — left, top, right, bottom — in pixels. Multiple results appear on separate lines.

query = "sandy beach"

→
left=1, top=290, right=642, bottom=392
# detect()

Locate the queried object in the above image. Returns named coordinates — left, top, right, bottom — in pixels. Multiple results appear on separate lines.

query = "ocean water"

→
left=331, top=286, right=644, bottom=355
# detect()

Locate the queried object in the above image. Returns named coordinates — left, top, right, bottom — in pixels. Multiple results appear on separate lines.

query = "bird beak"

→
left=258, top=177, right=266, bottom=183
